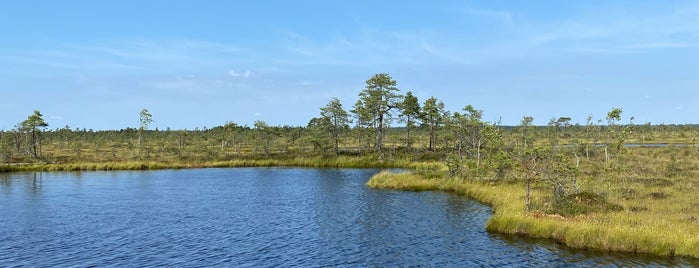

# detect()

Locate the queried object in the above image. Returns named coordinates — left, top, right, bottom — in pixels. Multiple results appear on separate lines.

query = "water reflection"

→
left=0, top=172, right=47, bottom=195
left=445, top=193, right=470, bottom=219
left=0, top=173, right=11, bottom=188
left=27, top=172, right=43, bottom=194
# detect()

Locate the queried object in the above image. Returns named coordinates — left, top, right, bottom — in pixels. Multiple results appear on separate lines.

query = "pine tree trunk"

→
left=406, top=121, right=411, bottom=148
left=526, top=178, right=531, bottom=212
left=334, top=131, right=339, bottom=156
left=476, top=140, right=481, bottom=175
left=31, top=129, right=38, bottom=159
left=429, top=122, right=435, bottom=151
left=377, top=114, right=384, bottom=152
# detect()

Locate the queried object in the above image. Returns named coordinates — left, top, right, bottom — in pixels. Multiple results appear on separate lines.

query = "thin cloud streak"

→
left=1, top=39, right=250, bottom=75
left=460, top=7, right=515, bottom=24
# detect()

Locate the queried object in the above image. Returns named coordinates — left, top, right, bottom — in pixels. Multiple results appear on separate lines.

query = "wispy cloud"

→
left=460, top=8, right=514, bottom=24
left=142, top=76, right=241, bottom=96
left=1, top=39, right=248, bottom=75
left=518, top=4, right=699, bottom=55
left=267, top=2, right=697, bottom=68
left=273, top=28, right=480, bottom=68
left=298, top=80, right=319, bottom=86
left=419, top=41, right=476, bottom=65
left=73, top=40, right=246, bottom=61
left=622, top=42, right=692, bottom=49
left=228, top=69, right=253, bottom=78
left=565, top=46, right=641, bottom=55
left=528, top=22, right=613, bottom=45
left=148, top=80, right=199, bottom=90
left=2, top=55, right=83, bottom=69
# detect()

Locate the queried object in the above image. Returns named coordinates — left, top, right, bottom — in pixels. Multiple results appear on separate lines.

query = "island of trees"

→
left=2, top=73, right=699, bottom=259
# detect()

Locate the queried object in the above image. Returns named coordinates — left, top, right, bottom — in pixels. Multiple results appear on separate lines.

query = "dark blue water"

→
left=0, top=168, right=696, bottom=267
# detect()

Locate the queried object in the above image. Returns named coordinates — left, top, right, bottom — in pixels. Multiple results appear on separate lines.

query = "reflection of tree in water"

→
left=0, top=173, right=11, bottom=188
left=444, top=193, right=494, bottom=231
left=29, top=172, right=43, bottom=193
left=445, top=194, right=468, bottom=219
left=72, top=171, right=84, bottom=186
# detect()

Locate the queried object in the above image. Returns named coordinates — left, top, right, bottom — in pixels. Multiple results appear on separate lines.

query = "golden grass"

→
left=0, top=155, right=416, bottom=173
left=366, top=171, right=441, bottom=191
left=367, top=167, right=699, bottom=258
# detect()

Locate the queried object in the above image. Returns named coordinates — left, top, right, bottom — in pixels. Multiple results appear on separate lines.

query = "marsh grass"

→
left=366, top=171, right=441, bottom=191
left=548, top=192, right=624, bottom=217
left=0, top=155, right=416, bottom=173
left=367, top=161, right=699, bottom=258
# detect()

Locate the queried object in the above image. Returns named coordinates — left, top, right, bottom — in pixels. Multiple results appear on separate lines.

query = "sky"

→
left=1, top=1, right=698, bottom=130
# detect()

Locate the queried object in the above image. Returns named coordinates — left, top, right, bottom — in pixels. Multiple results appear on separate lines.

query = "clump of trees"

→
left=355, top=73, right=402, bottom=152
left=22, top=110, right=49, bottom=159
left=1, top=110, right=49, bottom=161
left=313, top=98, right=350, bottom=155
left=399, top=91, right=421, bottom=148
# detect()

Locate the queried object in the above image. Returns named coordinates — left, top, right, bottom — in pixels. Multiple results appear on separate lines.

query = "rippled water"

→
left=1, top=168, right=696, bottom=267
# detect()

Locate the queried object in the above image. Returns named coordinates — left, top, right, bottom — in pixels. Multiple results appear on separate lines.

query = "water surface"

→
left=0, top=168, right=695, bottom=267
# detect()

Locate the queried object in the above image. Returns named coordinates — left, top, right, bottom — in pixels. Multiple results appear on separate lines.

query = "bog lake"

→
left=1, top=168, right=696, bottom=267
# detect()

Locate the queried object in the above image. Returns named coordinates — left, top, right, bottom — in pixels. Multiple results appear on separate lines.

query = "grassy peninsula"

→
left=368, top=145, right=699, bottom=258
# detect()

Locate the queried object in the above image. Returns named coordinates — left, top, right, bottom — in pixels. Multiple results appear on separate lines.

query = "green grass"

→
left=366, top=170, right=442, bottom=191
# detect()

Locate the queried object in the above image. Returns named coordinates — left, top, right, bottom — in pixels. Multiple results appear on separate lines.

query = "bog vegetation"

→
left=3, top=73, right=699, bottom=258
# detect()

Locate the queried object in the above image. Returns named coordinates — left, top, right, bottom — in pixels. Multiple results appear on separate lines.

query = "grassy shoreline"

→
left=0, top=156, right=414, bottom=173
left=367, top=170, right=699, bottom=259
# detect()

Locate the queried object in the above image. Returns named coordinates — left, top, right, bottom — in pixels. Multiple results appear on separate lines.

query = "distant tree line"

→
left=0, top=73, right=694, bottom=165
left=3, top=73, right=699, bottom=212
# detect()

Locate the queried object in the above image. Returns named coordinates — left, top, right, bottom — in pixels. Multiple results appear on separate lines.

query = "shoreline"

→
left=366, top=170, right=696, bottom=259
left=0, top=157, right=414, bottom=173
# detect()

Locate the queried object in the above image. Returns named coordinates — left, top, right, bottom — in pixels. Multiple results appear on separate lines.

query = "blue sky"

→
left=1, top=1, right=698, bottom=130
